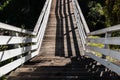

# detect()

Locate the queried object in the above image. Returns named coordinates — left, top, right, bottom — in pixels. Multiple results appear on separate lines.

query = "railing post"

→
left=15, top=33, right=23, bottom=59
left=102, top=32, right=111, bottom=59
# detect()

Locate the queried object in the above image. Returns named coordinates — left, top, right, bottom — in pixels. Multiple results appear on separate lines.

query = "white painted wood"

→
left=75, top=6, right=86, bottom=43
left=0, top=0, right=53, bottom=77
left=0, top=45, right=37, bottom=62
left=86, top=46, right=120, bottom=61
left=35, top=0, right=51, bottom=39
left=87, top=37, right=120, bottom=45
left=85, top=52, right=120, bottom=75
left=73, top=0, right=90, bottom=33
left=36, top=0, right=52, bottom=52
left=0, top=51, right=38, bottom=77
left=73, top=0, right=86, bottom=50
left=0, top=22, right=35, bottom=35
left=74, top=8, right=85, bottom=49
left=88, top=24, right=120, bottom=36
left=34, top=0, right=49, bottom=34
left=0, top=36, right=37, bottom=45
left=102, top=32, right=111, bottom=58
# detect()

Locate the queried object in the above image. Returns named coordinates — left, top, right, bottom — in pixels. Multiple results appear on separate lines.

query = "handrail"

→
left=88, top=24, right=120, bottom=36
left=0, top=0, right=52, bottom=77
left=33, top=0, right=49, bottom=35
left=0, top=22, right=35, bottom=35
left=73, top=0, right=120, bottom=75
left=72, top=0, right=91, bottom=51
left=73, top=0, right=90, bottom=34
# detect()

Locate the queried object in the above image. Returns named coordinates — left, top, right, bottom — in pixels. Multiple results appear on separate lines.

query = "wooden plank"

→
left=74, top=5, right=86, bottom=41
left=0, top=45, right=37, bottom=62
left=0, top=22, right=35, bottom=35
left=73, top=0, right=90, bottom=33
left=0, top=51, right=38, bottom=77
left=86, top=46, right=120, bottom=61
left=73, top=1, right=86, bottom=50
left=0, top=36, right=37, bottom=45
left=88, top=24, right=120, bottom=36
left=85, top=52, right=120, bottom=75
left=36, top=0, right=52, bottom=39
left=36, top=0, right=52, bottom=52
left=34, top=0, right=49, bottom=34
left=87, top=37, right=120, bottom=45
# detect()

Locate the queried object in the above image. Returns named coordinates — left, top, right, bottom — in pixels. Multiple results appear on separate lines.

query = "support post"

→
left=102, top=32, right=111, bottom=59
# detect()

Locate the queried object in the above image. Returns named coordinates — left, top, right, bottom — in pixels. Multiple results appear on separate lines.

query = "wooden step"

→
left=8, top=75, right=119, bottom=80
left=9, top=71, right=95, bottom=77
left=14, top=67, right=87, bottom=72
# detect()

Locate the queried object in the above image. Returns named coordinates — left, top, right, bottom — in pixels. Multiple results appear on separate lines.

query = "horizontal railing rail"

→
left=0, top=22, right=35, bottom=36
left=88, top=24, right=120, bottom=36
left=0, top=0, right=52, bottom=77
left=72, top=0, right=90, bottom=53
left=86, top=25, right=120, bottom=75
left=73, top=0, right=120, bottom=75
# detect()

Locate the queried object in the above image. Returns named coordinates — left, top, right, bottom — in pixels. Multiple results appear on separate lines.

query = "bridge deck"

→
left=40, top=0, right=81, bottom=58
left=7, top=0, right=119, bottom=80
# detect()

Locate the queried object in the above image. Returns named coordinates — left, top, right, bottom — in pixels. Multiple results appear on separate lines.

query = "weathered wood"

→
left=86, top=46, right=120, bottom=61
left=88, top=24, right=120, bottom=36
left=33, top=0, right=49, bottom=34
left=85, top=52, right=120, bottom=75
left=73, top=0, right=90, bottom=34
left=0, top=36, right=36, bottom=45
left=0, top=45, right=37, bottom=62
left=6, top=0, right=94, bottom=79
left=0, top=51, right=38, bottom=77
left=0, top=22, right=35, bottom=35
left=73, top=1, right=85, bottom=50
left=0, top=0, right=118, bottom=79
left=87, top=37, right=120, bottom=45
left=72, top=0, right=120, bottom=76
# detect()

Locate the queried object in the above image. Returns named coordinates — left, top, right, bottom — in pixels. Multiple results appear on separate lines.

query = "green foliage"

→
left=79, top=0, right=120, bottom=64
left=0, top=45, right=8, bottom=51
left=0, top=76, right=7, bottom=80
left=0, top=0, right=12, bottom=11
left=87, top=1, right=106, bottom=31
left=104, top=0, right=120, bottom=47
left=105, top=0, right=120, bottom=26
left=0, top=0, right=46, bottom=31
left=87, top=36, right=104, bottom=58
left=88, top=36, right=104, bottom=48
left=79, top=0, right=120, bottom=31
left=87, top=36, right=116, bottom=62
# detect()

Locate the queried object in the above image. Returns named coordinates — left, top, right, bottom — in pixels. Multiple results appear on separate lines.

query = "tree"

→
left=87, top=2, right=106, bottom=31
left=105, top=0, right=120, bottom=26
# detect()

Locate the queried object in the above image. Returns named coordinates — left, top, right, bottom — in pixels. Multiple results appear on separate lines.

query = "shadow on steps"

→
left=7, top=57, right=120, bottom=80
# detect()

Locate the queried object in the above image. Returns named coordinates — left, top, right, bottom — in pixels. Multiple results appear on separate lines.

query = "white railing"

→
left=73, top=0, right=120, bottom=75
left=0, top=0, right=52, bottom=77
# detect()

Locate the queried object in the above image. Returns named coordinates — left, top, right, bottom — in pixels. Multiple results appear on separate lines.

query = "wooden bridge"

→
left=0, top=0, right=120, bottom=80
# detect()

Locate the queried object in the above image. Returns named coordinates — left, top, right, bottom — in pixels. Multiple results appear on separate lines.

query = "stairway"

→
left=7, top=57, right=119, bottom=80
left=7, top=0, right=120, bottom=80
